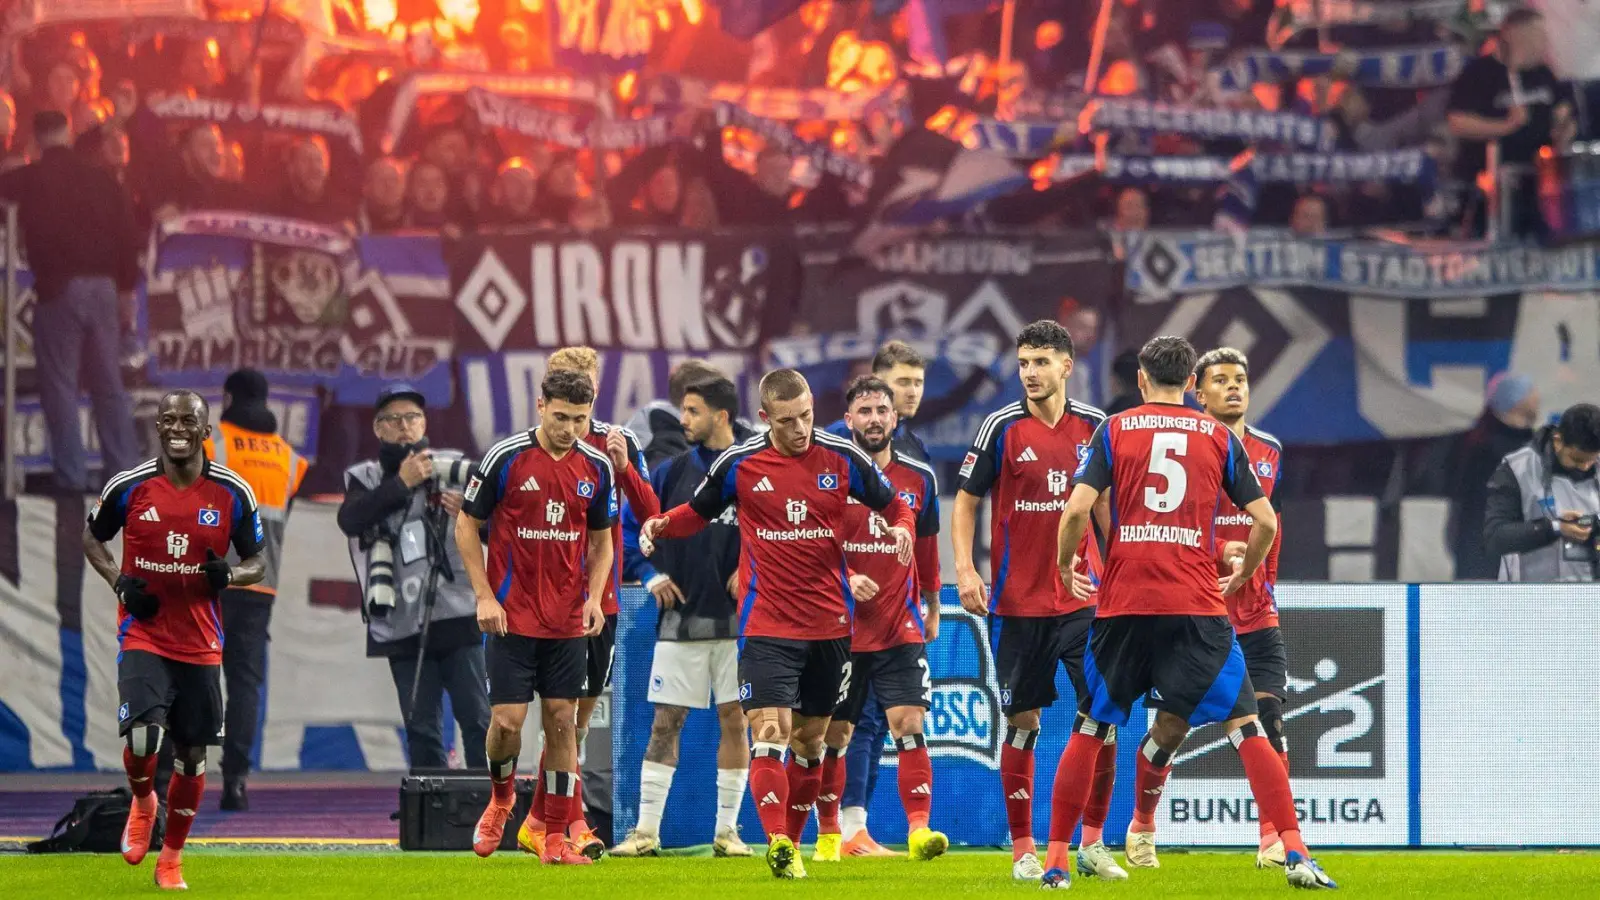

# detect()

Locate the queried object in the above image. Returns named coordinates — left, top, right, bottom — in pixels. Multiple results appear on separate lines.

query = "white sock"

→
left=716, top=767, right=748, bottom=833
left=841, top=806, right=868, bottom=842
left=637, top=760, right=675, bottom=835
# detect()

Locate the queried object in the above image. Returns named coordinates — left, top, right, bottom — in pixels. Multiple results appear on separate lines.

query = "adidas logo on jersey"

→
left=139, top=508, right=160, bottom=522
left=1015, top=447, right=1039, bottom=463
left=520, top=476, right=540, bottom=492
left=753, top=476, right=775, bottom=492
left=911, top=783, right=931, bottom=795
left=1008, top=788, right=1031, bottom=801
left=759, top=791, right=780, bottom=806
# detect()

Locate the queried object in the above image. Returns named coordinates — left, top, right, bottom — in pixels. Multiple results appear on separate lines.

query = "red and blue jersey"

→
left=581, top=419, right=657, bottom=616
left=1073, top=403, right=1264, bottom=618
left=842, top=450, right=940, bottom=652
left=660, top=429, right=913, bottom=641
left=957, top=400, right=1105, bottom=617
left=89, top=459, right=264, bottom=666
left=463, top=430, right=618, bottom=639
left=1214, top=425, right=1283, bottom=633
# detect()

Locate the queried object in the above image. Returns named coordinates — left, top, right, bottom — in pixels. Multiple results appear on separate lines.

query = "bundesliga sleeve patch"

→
left=253, top=511, right=264, bottom=543
left=959, top=452, right=977, bottom=479
left=464, top=476, right=482, bottom=502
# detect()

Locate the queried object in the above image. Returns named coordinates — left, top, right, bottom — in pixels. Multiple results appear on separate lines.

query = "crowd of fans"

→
left=0, top=1, right=1587, bottom=242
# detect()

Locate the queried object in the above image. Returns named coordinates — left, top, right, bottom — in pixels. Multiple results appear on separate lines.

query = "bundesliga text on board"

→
left=1154, top=585, right=1411, bottom=845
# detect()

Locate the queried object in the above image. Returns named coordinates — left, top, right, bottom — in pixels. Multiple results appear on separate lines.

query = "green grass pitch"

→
left=2, top=849, right=1595, bottom=898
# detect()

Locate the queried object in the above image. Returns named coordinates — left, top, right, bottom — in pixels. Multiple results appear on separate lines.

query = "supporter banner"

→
left=1215, top=45, right=1466, bottom=92
left=644, top=73, right=901, bottom=121
left=1125, top=231, right=1600, bottom=297
left=1052, top=149, right=1434, bottom=185
left=0, top=229, right=38, bottom=369
left=145, top=213, right=454, bottom=406
left=1120, top=262, right=1600, bottom=443
left=457, top=349, right=765, bottom=457
left=960, top=118, right=1069, bottom=158
left=467, top=88, right=674, bottom=152
left=144, top=92, right=365, bottom=156
left=713, top=102, right=873, bottom=185
left=1276, top=0, right=1466, bottom=36
left=9, top=386, right=320, bottom=475
left=449, top=229, right=798, bottom=355
left=788, top=230, right=1118, bottom=460
left=1085, top=98, right=1337, bottom=151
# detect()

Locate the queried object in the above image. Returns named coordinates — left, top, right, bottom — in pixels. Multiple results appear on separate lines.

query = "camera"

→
left=366, top=448, right=476, bottom=615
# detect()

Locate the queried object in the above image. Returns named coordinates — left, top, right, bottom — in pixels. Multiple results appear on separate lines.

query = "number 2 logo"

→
left=1144, top=432, right=1188, bottom=513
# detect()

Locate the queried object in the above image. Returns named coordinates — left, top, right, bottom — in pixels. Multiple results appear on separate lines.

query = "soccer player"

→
left=812, top=376, right=946, bottom=864
left=519, top=346, right=660, bottom=858
left=950, top=320, right=1123, bottom=882
left=1118, top=346, right=1288, bottom=868
left=458, top=369, right=617, bottom=865
left=639, top=369, right=915, bottom=879
left=84, top=390, right=267, bottom=891
left=1047, top=336, right=1336, bottom=890
left=822, top=340, right=928, bottom=857
left=614, top=377, right=755, bottom=858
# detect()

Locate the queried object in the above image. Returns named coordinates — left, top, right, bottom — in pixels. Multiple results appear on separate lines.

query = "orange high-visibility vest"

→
left=204, top=421, right=309, bottom=596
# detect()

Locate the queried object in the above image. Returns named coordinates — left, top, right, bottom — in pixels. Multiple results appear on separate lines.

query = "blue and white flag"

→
left=1215, top=45, right=1467, bottom=92
left=1086, top=98, right=1337, bottom=151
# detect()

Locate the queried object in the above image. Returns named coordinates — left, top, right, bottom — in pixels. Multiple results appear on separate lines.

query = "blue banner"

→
left=1053, top=149, right=1435, bottom=186
left=1120, top=232, right=1600, bottom=444
left=1087, top=98, right=1338, bottom=151
left=143, top=213, right=453, bottom=406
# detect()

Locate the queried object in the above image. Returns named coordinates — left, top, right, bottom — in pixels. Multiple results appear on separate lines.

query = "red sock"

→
left=1000, top=727, right=1038, bottom=858
left=1080, top=739, right=1117, bottom=845
left=567, top=769, right=590, bottom=838
left=749, top=744, right=788, bottom=838
left=543, top=770, right=576, bottom=840
left=1131, top=734, right=1173, bottom=831
left=123, top=748, right=157, bottom=800
left=529, top=750, right=546, bottom=822
left=816, top=747, right=846, bottom=833
left=1235, top=730, right=1309, bottom=858
left=784, top=754, right=824, bottom=841
left=1279, top=750, right=1290, bottom=774
left=896, top=734, right=933, bottom=831
left=1045, top=730, right=1106, bottom=872
left=163, top=769, right=205, bottom=852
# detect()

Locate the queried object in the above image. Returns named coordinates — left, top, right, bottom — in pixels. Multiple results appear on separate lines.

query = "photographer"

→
left=337, top=384, right=490, bottom=769
left=1484, top=403, right=1600, bottom=581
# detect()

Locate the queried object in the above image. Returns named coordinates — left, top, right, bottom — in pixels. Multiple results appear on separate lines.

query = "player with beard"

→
left=1047, top=336, right=1335, bottom=891
left=518, top=347, right=660, bottom=858
left=951, top=320, right=1122, bottom=883
left=1125, top=347, right=1290, bottom=869
left=812, top=376, right=946, bottom=863
left=85, top=390, right=267, bottom=891
left=819, top=340, right=928, bottom=857
left=639, top=369, right=915, bottom=879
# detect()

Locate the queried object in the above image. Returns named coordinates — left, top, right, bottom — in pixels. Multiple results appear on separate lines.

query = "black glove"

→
left=200, top=548, right=233, bottom=594
left=115, top=575, right=159, bottom=621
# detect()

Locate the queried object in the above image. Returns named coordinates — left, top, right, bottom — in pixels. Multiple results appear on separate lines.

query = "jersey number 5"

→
left=1144, top=432, right=1188, bottom=513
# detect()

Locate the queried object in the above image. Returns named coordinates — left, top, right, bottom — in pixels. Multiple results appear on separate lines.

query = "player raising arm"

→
left=85, top=390, right=266, bottom=891
left=456, top=370, right=616, bottom=866
left=1045, top=336, right=1335, bottom=891
left=639, top=369, right=913, bottom=879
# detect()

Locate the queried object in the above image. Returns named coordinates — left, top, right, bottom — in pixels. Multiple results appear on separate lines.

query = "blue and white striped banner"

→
left=1215, top=45, right=1467, bottom=92
left=1052, top=149, right=1435, bottom=185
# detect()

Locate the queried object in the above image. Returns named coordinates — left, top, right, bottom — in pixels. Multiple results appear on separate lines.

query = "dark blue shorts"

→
left=1081, top=615, right=1256, bottom=728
